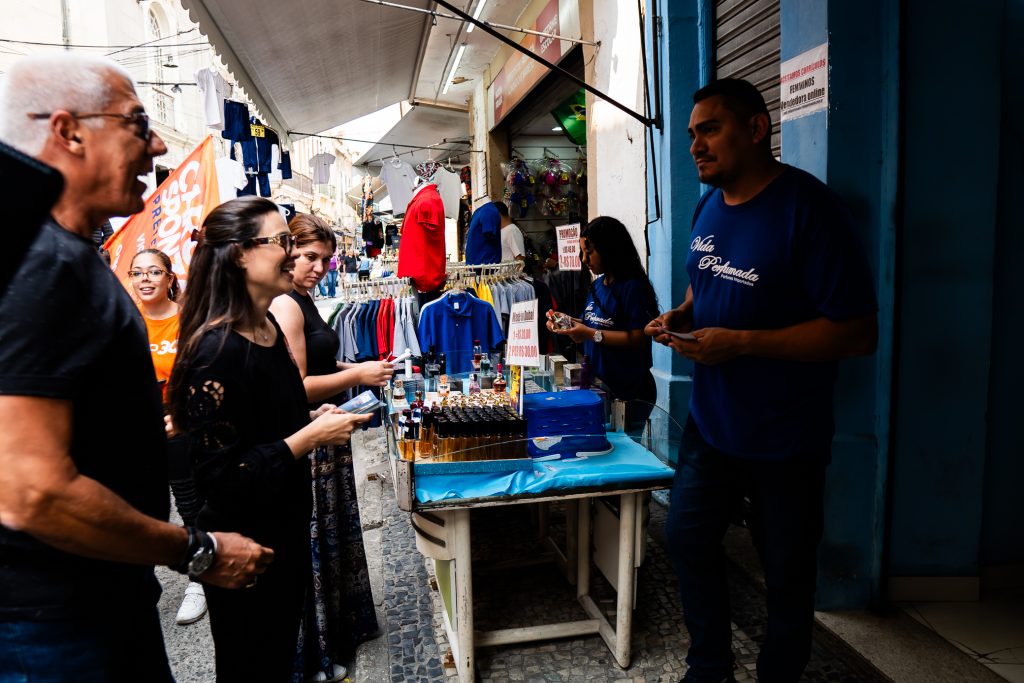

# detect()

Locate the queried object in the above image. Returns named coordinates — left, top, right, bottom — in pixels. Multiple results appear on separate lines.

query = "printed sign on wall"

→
left=780, top=43, right=828, bottom=122
left=556, top=222, right=581, bottom=271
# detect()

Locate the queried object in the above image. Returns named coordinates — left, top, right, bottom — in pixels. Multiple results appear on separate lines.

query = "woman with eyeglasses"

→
left=167, top=197, right=372, bottom=682
left=269, top=214, right=392, bottom=681
left=129, top=249, right=208, bottom=628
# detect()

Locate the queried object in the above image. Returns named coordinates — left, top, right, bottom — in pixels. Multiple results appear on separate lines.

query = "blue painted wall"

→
left=887, top=0, right=1003, bottom=578
left=778, top=0, right=899, bottom=608
left=645, top=0, right=705, bottom=436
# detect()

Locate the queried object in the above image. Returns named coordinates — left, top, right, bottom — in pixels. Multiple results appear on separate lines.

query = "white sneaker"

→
left=175, top=582, right=207, bottom=625
left=306, top=663, right=347, bottom=682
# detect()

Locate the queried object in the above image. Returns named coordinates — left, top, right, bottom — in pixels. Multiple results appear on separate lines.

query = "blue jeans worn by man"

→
left=665, top=418, right=825, bottom=683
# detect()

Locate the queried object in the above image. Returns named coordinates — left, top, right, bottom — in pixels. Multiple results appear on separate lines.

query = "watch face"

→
left=594, top=329, right=603, bottom=343
left=189, top=550, right=214, bottom=576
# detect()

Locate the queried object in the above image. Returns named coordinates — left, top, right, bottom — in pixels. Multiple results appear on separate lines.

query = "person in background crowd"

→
left=344, top=249, right=359, bottom=282
left=646, top=78, right=877, bottom=683
left=358, top=252, right=372, bottom=281
left=129, top=249, right=208, bottom=627
left=270, top=214, right=393, bottom=681
left=167, top=197, right=372, bottom=682
left=498, top=201, right=526, bottom=262
left=326, top=248, right=339, bottom=297
left=546, top=216, right=659, bottom=421
left=0, top=53, right=268, bottom=682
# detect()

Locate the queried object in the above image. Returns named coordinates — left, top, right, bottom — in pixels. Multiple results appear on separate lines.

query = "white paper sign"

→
left=506, top=299, right=540, bottom=367
left=556, top=222, right=581, bottom=271
left=780, top=43, right=828, bottom=122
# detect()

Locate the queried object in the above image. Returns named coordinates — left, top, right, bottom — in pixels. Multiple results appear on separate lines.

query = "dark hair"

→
left=493, top=201, right=509, bottom=218
left=131, top=248, right=180, bottom=301
left=694, top=79, right=772, bottom=149
left=581, top=216, right=658, bottom=319
left=289, top=212, right=336, bottom=251
left=166, top=196, right=281, bottom=426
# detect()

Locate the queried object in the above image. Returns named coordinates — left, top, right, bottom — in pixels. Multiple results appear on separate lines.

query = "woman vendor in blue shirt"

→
left=545, top=216, right=659, bottom=412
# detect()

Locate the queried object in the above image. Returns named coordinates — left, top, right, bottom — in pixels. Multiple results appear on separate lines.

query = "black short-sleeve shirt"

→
left=0, top=219, right=169, bottom=620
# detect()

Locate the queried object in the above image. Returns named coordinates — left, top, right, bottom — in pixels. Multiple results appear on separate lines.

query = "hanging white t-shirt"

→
left=378, top=160, right=418, bottom=216
left=433, top=167, right=462, bottom=219
left=501, top=223, right=526, bottom=261
left=267, top=145, right=282, bottom=182
left=310, top=153, right=336, bottom=184
left=215, top=157, right=248, bottom=203
left=194, top=67, right=231, bottom=130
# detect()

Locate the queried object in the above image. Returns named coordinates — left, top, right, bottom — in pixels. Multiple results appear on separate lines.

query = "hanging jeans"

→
left=664, top=416, right=826, bottom=683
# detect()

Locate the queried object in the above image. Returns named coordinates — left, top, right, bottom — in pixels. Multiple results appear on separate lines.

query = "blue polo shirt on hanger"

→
left=418, top=292, right=504, bottom=374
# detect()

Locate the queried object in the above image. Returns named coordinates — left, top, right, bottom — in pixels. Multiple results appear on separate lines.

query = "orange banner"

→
left=105, top=135, right=220, bottom=291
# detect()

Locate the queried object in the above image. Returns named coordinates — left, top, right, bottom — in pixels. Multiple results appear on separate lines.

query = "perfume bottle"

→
left=437, top=374, right=450, bottom=397
left=392, top=379, right=406, bottom=404
left=493, top=363, right=507, bottom=393
left=472, top=340, right=483, bottom=372
left=468, top=373, right=481, bottom=395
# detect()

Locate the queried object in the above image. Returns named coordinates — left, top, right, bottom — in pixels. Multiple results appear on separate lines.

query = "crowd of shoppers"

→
left=0, top=48, right=876, bottom=683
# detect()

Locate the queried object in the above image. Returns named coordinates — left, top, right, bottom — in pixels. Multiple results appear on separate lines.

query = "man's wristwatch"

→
left=174, top=527, right=217, bottom=580
left=593, top=329, right=603, bottom=344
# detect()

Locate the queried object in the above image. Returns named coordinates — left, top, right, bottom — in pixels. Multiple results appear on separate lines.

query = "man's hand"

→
left=201, top=532, right=275, bottom=589
left=671, top=327, right=746, bottom=366
left=645, top=307, right=694, bottom=344
left=163, top=414, right=177, bottom=437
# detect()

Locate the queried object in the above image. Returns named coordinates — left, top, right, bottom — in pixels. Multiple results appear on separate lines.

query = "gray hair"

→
left=0, top=53, right=135, bottom=156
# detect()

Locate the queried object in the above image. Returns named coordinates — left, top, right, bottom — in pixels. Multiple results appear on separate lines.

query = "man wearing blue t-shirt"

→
left=646, top=79, right=877, bottom=683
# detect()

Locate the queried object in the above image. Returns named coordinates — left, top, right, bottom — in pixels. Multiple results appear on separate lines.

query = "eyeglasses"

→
left=27, top=111, right=152, bottom=142
left=128, top=268, right=168, bottom=280
left=247, top=233, right=296, bottom=255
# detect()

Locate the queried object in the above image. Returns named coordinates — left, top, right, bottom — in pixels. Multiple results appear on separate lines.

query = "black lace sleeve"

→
left=182, top=332, right=296, bottom=506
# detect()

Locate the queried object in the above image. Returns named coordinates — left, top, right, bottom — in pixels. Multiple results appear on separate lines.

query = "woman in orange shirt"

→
left=130, top=249, right=207, bottom=627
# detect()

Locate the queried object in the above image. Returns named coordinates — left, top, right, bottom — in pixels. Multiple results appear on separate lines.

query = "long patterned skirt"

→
left=297, top=443, right=380, bottom=681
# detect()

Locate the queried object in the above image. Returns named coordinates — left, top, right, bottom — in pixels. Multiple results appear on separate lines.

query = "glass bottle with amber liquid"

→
left=493, top=363, right=507, bottom=393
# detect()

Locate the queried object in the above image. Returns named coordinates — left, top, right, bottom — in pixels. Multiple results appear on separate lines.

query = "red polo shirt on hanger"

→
left=398, top=182, right=446, bottom=292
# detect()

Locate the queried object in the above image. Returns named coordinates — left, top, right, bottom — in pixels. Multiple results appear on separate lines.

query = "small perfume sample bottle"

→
left=468, top=373, right=481, bottom=395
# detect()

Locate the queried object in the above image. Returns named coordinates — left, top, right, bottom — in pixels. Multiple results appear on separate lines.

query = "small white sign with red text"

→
left=780, top=43, right=828, bottom=122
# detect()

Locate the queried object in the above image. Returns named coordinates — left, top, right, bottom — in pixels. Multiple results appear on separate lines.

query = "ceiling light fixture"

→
left=552, top=126, right=563, bottom=131
left=443, top=43, right=467, bottom=95
left=465, top=0, right=488, bottom=33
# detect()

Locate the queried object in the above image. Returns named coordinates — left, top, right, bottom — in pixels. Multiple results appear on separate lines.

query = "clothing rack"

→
left=337, top=276, right=413, bottom=302
left=444, top=261, right=526, bottom=292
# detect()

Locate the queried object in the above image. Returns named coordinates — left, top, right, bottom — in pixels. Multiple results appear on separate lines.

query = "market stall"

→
left=380, top=359, right=676, bottom=681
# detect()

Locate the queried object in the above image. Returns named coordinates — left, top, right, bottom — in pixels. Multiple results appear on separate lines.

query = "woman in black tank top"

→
left=269, top=214, right=395, bottom=680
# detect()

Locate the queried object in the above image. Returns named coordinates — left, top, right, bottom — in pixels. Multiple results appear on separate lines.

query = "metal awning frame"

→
left=431, top=0, right=662, bottom=130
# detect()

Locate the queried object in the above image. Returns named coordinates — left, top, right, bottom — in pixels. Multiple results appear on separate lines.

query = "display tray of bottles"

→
left=393, top=404, right=534, bottom=475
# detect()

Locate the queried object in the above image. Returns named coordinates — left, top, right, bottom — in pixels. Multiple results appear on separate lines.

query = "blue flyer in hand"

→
left=339, top=390, right=383, bottom=414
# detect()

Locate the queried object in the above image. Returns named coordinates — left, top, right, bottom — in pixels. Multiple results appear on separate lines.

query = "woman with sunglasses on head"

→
left=129, top=249, right=208, bottom=627
left=545, top=216, right=660, bottom=426
left=167, top=197, right=372, bottom=683
left=269, top=214, right=392, bottom=681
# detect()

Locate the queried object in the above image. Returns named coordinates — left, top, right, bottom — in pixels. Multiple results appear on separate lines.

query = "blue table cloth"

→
left=415, top=432, right=674, bottom=504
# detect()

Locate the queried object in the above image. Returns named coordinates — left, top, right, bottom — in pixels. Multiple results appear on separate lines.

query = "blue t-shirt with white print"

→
left=686, top=165, right=877, bottom=460
left=581, top=275, right=658, bottom=401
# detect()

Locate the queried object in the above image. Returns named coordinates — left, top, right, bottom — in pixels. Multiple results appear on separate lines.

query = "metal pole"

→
left=354, top=0, right=598, bottom=47
left=431, top=0, right=656, bottom=129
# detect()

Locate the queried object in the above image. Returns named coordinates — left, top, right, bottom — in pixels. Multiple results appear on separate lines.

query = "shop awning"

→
left=354, top=103, right=469, bottom=168
left=345, top=174, right=388, bottom=211
left=179, top=0, right=435, bottom=143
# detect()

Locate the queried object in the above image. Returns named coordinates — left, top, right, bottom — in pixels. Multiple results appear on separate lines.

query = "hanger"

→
left=390, top=146, right=402, bottom=168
